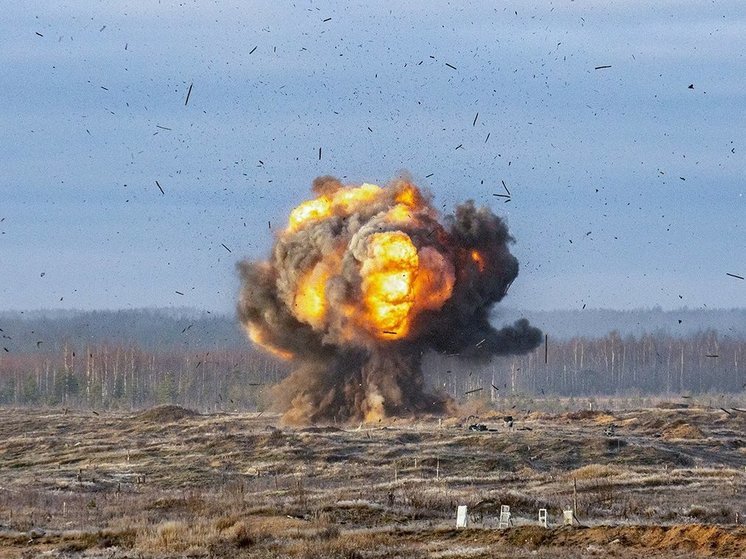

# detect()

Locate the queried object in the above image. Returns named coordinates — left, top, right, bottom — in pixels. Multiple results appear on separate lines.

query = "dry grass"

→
left=568, top=463, right=624, bottom=480
left=0, top=406, right=744, bottom=558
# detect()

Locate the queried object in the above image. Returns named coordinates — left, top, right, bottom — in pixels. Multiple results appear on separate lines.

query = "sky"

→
left=1, top=0, right=744, bottom=314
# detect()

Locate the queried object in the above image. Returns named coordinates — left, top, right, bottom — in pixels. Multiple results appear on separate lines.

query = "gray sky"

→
left=2, top=1, right=744, bottom=313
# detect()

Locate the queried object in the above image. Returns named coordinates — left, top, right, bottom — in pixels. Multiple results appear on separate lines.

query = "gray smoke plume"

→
left=237, top=176, right=541, bottom=424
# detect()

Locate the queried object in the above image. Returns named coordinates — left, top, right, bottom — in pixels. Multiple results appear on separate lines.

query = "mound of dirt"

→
left=568, top=463, right=622, bottom=480
left=662, top=420, right=705, bottom=440
left=135, top=405, right=200, bottom=423
left=565, top=410, right=611, bottom=421
left=437, top=524, right=746, bottom=557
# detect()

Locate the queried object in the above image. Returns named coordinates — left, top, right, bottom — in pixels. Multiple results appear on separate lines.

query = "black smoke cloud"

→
left=237, top=176, right=541, bottom=424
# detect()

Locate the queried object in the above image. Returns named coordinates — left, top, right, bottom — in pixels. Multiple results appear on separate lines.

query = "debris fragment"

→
left=594, top=65, right=612, bottom=70
left=464, top=387, right=484, bottom=395
left=175, top=291, right=184, bottom=296
left=688, top=84, right=694, bottom=89
left=445, top=62, right=457, bottom=70
left=221, top=243, right=232, bottom=253
left=501, top=180, right=511, bottom=197
left=726, top=272, right=744, bottom=280
left=249, top=45, right=257, bottom=55
left=472, top=112, right=479, bottom=127
left=318, top=147, right=322, bottom=160
left=155, top=180, right=164, bottom=195
left=323, top=17, right=332, bottom=22
left=184, top=83, right=193, bottom=106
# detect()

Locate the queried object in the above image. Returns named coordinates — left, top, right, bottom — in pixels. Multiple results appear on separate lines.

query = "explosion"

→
left=237, top=176, right=541, bottom=424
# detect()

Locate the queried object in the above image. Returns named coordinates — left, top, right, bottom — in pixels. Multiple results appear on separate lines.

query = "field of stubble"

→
left=0, top=404, right=744, bottom=558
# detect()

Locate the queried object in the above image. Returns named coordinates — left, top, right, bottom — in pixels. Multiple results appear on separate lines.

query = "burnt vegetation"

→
left=0, top=408, right=744, bottom=558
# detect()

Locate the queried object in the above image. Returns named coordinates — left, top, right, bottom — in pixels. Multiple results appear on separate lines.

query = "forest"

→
left=0, top=308, right=743, bottom=411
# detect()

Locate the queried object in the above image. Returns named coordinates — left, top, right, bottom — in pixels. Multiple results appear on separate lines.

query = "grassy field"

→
left=0, top=404, right=744, bottom=558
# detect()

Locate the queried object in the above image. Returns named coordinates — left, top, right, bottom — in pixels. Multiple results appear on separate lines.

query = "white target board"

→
left=456, top=505, right=468, bottom=528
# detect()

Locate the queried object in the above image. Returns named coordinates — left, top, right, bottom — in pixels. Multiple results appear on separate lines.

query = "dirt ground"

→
left=0, top=405, right=744, bottom=558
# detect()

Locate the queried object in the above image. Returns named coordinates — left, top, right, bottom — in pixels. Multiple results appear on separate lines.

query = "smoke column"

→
left=237, top=176, right=541, bottom=424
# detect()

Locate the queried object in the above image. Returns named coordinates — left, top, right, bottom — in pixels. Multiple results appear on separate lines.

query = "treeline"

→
left=0, top=344, right=286, bottom=411
left=0, top=308, right=246, bottom=353
left=497, top=306, right=746, bottom=339
left=0, top=329, right=743, bottom=411
left=3, top=307, right=746, bottom=354
left=427, top=329, right=745, bottom=399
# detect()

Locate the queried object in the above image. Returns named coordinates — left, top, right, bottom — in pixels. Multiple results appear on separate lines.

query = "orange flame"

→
left=287, top=196, right=332, bottom=232
left=247, top=324, right=293, bottom=360
left=360, top=231, right=417, bottom=338
left=471, top=250, right=486, bottom=272
left=249, top=181, right=456, bottom=355
left=358, top=232, right=455, bottom=340
left=286, top=183, right=383, bottom=232
left=294, top=263, right=330, bottom=328
left=394, top=183, right=419, bottom=207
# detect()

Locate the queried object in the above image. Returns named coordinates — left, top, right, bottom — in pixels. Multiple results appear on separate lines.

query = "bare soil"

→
left=0, top=406, right=744, bottom=558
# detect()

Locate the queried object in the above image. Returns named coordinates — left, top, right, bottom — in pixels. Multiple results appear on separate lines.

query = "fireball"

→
left=237, top=176, right=541, bottom=424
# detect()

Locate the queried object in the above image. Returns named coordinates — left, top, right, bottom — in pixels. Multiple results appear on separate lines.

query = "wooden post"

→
left=573, top=478, right=578, bottom=518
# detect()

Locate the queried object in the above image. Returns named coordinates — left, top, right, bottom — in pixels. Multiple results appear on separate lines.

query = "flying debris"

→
left=237, top=176, right=542, bottom=424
